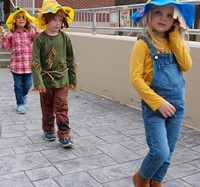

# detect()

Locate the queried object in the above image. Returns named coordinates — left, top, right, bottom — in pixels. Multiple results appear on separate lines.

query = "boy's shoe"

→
left=17, top=105, right=25, bottom=114
left=23, top=95, right=28, bottom=105
left=59, top=138, right=73, bottom=148
left=44, top=131, right=56, bottom=141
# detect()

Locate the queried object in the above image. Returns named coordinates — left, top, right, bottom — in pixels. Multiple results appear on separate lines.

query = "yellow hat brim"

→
left=6, top=9, right=37, bottom=29
left=36, top=7, right=74, bottom=30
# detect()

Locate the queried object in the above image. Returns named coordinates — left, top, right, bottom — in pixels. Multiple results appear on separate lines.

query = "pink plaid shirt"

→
left=1, top=29, right=39, bottom=74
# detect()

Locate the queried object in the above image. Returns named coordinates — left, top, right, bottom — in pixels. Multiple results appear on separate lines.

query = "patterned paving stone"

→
left=182, top=173, right=200, bottom=187
left=0, top=172, right=34, bottom=187
left=88, top=161, right=137, bottom=183
left=0, top=152, right=51, bottom=175
left=25, top=166, right=61, bottom=181
left=54, top=172, right=103, bottom=187
left=163, top=179, right=192, bottom=187
left=0, top=68, right=199, bottom=187
left=55, top=154, right=117, bottom=175
left=33, top=178, right=60, bottom=187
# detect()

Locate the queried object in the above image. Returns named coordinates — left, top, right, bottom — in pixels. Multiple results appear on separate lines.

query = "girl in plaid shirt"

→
left=0, top=7, right=39, bottom=114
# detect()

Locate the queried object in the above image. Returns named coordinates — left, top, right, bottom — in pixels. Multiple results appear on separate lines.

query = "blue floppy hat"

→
left=131, top=0, right=195, bottom=28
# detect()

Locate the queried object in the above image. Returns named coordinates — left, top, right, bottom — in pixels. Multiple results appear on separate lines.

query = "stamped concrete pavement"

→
left=0, top=68, right=200, bottom=187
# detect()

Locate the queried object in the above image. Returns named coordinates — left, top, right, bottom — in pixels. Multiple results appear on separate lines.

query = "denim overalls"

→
left=139, top=35, right=185, bottom=181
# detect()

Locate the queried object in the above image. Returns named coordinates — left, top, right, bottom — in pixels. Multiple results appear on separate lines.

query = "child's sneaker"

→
left=17, top=105, right=25, bottom=114
left=23, top=95, right=28, bottom=105
left=59, top=138, right=73, bottom=148
left=44, top=131, right=56, bottom=141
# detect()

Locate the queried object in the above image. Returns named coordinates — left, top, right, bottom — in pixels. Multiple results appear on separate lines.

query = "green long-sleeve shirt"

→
left=31, top=30, right=77, bottom=91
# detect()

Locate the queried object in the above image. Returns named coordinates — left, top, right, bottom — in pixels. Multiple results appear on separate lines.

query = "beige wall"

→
left=68, top=32, right=200, bottom=130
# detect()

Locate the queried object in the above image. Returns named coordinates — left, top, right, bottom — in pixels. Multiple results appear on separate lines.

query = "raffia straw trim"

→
left=32, top=86, right=46, bottom=93
left=69, top=85, right=79, bottom=90
left=74, top=63, right=79, bottom=68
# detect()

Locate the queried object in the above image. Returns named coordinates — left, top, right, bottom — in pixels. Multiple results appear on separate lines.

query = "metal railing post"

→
left=32, top=0, right=35, bottom=16
left=92, top=10, right=96, bottom=35
left=9, top=0, right=15, bottom=8
left=15, top=0, right=18, bottom=7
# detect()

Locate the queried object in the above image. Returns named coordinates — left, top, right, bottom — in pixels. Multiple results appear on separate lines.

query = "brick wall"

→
left=4, top=1, right=11, bottom=14
left=4, top=0, right=116, bottom=14
left=35, top=0, right=115, bottom=9
left=4, top=0, right=115, bottom=22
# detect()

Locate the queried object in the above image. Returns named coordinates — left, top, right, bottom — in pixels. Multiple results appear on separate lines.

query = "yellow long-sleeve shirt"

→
left=129, top=32, right=192, bottom=111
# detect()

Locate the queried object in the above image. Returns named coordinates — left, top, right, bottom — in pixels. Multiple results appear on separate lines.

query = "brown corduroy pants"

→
left=40, top=86, right=71, bottom=139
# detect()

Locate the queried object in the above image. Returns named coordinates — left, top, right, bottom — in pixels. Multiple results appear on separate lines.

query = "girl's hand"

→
left=0, top=26, right=5, bottom=33
left=0, top=26, right=8, bottom=37
left=170, top=20, right=180, bottom=32
left=158, top=101, right=176, bottom=118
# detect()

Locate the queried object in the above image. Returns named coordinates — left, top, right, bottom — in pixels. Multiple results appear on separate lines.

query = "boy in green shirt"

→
left=31, top=0, right=77, bottom=147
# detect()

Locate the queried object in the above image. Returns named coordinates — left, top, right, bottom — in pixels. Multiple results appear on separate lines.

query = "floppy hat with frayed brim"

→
left=6, top=7, right=37, bottom=29
left=36, top=0, right=74, bottom=30
left=131, top=0, right=195, bottom=28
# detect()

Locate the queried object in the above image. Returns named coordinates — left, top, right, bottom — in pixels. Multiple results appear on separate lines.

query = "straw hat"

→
left=36, top=0, right=74, bottom=30
left=131, top=0, right=195, bottom=28
left=6, top=7, right=37, bottom=29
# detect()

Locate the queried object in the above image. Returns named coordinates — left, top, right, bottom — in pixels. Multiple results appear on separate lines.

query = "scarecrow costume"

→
left=31, top=0, right=77, bottom=145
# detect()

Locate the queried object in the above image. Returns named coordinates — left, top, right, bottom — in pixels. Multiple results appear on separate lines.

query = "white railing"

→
left=70, top=0, right=200, bottom=36
left=8, top=0, right=200, bottom=36
left=9, top=0, right=15, bottom=8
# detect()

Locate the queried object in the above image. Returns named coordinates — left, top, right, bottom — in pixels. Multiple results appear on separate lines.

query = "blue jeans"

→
left=140, top=99, right=184, bottom=181
left=12, top=73, right=32, bottom=105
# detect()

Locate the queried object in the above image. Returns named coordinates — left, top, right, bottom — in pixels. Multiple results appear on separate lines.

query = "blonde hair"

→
left=10, top=11, right=32, bottom=32
left=139, top=6, right=190, bottom=52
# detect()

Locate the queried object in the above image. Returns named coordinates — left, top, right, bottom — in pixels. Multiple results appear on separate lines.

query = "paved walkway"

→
left=0, top=68, right=200, bottom=187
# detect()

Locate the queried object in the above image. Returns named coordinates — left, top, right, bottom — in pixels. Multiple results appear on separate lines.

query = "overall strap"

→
left=137, top=35, right=157, bottom=56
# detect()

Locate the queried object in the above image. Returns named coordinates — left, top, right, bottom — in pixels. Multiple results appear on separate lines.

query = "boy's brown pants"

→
left=40, top=86, right=70, bottom=139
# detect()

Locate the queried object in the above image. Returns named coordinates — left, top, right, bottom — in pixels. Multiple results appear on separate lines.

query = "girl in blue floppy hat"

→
left=130, top=0, right=195, bottom=186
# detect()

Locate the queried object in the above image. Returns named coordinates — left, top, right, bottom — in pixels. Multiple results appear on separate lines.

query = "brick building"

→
left=4, top=0, right=116, bottom=15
